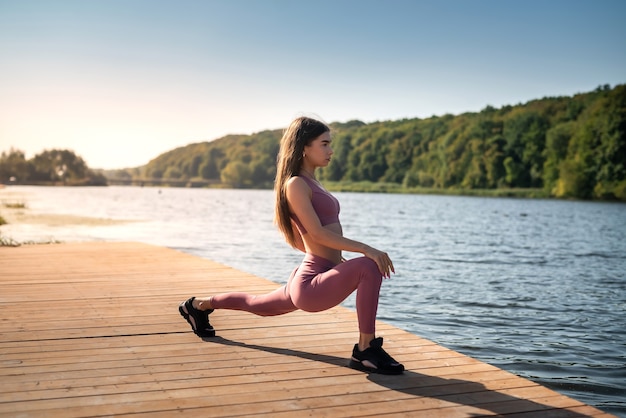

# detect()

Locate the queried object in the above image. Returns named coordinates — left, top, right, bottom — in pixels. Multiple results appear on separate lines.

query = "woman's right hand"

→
left=363, top=246, right=395, bottom=278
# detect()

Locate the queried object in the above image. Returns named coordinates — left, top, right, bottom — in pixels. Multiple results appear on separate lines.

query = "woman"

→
left=179, top=116, right=404, bottom=374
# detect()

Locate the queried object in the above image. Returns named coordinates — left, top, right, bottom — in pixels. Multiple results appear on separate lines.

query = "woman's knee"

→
left=349, top=257, right=383, bottom=282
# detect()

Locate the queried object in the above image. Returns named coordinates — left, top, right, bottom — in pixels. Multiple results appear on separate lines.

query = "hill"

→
left=106, top=84, right=626, bottom=201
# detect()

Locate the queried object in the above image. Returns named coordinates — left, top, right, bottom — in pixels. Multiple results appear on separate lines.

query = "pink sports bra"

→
left=291, top=175, right=340, bottom=234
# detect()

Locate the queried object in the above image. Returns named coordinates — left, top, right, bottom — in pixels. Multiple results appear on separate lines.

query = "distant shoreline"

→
left=2, top=181, right=616, bottom=202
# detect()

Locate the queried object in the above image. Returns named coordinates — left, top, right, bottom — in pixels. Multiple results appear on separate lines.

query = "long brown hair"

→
left=274, top=116, right=330, bottom=247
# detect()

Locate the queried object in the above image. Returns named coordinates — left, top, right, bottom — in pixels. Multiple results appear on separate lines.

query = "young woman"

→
left=179, top=116, right=404, bottom=374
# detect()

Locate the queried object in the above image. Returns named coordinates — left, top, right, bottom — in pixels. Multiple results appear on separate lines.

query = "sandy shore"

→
left=1, top=208, right=129, bottom=227
left=0, top=187, right=135, bottom=244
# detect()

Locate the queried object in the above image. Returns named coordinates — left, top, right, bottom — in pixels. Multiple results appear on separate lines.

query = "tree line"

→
left=3, top=84, right=624, bottom=200
left=0, top=149, right=107, bottom=186
left=119, top=84, right=624, bottom=200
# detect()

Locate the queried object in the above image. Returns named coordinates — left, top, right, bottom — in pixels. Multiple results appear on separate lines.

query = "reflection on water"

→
left=2, top=186, right=625, bottom=416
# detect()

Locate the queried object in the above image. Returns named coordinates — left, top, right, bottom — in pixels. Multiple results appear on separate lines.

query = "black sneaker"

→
left=349, top=337, right=404, bottom=375
left=178, top=297, right=215, bottom=338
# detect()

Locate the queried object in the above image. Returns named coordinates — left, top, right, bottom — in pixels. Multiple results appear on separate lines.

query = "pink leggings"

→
left=209, top=253, right=383, bottom=333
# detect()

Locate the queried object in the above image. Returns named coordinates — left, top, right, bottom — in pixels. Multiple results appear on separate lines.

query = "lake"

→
left=2, top=185, right=625, bottom=416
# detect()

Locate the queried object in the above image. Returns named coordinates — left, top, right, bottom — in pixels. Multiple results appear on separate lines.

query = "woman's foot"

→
left=349, top=337, right=404, bottom=375
left=178, top=297, right=215, bottom=338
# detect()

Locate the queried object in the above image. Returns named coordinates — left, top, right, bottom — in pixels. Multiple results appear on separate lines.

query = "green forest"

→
left=0, top=149, right=107, bottom=186
left=2, top=84, right=625, bottom=201
left=117, top=84, right=626, bottom=201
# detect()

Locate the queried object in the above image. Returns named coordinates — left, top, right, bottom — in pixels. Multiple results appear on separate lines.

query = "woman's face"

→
left=303, top=131, right=333, bottom=168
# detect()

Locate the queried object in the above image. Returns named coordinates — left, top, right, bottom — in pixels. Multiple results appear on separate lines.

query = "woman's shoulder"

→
left=286, top=175, right=309, bottom=187
left=286, top=176, right=312, bottom=196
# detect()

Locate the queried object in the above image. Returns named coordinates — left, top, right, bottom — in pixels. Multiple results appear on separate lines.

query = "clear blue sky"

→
left=1, top=0, right=624, bottom=169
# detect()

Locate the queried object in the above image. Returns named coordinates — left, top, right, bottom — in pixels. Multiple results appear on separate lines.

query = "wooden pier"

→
left=0, top=242, right=614, bottom=417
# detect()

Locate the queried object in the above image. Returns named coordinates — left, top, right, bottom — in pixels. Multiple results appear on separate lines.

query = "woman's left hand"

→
left=363, top=246, right=395, bottom=278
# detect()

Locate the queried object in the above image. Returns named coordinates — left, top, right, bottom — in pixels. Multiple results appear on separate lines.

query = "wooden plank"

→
left=0, top=242, right=614, bottom=417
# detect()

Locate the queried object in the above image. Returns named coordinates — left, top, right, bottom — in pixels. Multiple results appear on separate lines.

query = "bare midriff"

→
left=301, top=222, right=343, bottom=265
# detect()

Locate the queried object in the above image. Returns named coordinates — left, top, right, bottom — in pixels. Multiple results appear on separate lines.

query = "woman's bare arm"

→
left=286, top=177, right=394, bottom=277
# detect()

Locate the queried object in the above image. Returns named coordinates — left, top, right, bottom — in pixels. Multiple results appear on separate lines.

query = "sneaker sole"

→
left=349, top=359, right=404, bottom=375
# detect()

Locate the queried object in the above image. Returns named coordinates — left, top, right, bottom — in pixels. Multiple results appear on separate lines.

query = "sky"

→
left=1, top=0, right=625, bottom=170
